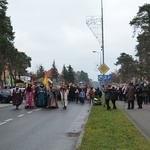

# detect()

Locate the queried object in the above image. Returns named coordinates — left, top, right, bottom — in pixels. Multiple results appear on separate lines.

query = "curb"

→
left=75, top=105, right=92, bottom=149
left=0, top=103, right=12, bottom=108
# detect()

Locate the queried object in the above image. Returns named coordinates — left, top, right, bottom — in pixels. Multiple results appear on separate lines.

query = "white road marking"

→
left=17, top=114, right=24, bottom=117
left=25, top=108, right=43, bottom=114
left=0, top=122, right=7, bottom=126
left=35, top=108, right=43, bottom=111
left=5, top=118, right=14, bottom=122
left=27, top=111, right=33, bottom=114
left=0, top=108, right=43, bottom=126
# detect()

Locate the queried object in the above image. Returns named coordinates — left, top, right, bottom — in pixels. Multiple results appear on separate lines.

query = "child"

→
left=79, top=89, right=86, bottom=104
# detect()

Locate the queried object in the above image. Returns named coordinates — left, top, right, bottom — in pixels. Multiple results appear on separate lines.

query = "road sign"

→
left=98, top=64, right=109, bottom=74
left=98, top=74, right=112, bottom=82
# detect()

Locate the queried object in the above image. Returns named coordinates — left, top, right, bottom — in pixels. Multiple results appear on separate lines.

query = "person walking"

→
left=12, top=85, right=22, bottom=109
left=86, top=85, right=90, bottom=103
left=111, top=86, right=118, bottom=110
left=79, top=88, right=86, bottom=104
left=104, top=83, right=112, bottom=110
left=75, top=86, right=80, bottom=104
left=24, top=83, right=35, bottom=109
left=88, top=87, right=95, bottom=105
left=135, top=83, right=143, bottom=109
left=60, top=85, right=69, bottom=109
left=142, top=83, right=149, bottom=104
left=69, top=84, right=75, bottom=102
left=122, top=84, right=128, bottom=102
left=47, top=86, right=59, bottom=108
left=126, top=82, right=135, bottom=109
left=94, top=87, right=102, bottom=99
left=36, top=84, right=47, bottom=107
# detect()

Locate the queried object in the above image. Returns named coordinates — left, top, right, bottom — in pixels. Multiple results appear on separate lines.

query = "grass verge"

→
left=76, top=103, right=150, bottom=150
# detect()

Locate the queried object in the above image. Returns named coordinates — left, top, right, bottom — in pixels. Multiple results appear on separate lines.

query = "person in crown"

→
left=47, top=85, right=59, bottom=108
left=24, top=83, right=35, bottom=109
left=60, top=85, right=69, bottom=109
left=12, top=84, right=22, bottom=109
left=36, top=84, right=47, bottom=107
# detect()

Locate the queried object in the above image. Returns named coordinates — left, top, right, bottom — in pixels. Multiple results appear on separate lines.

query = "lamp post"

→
left=101, top=0, right=104, bottom=65
left=93, top=51, right=101, bottom=66
left=92, top=0, right=104, bottom=66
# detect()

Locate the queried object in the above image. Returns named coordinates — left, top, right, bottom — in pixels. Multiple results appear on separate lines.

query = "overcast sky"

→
left=6, top=0, right=150, bottom=81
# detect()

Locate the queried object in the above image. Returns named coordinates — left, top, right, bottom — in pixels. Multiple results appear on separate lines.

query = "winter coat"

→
left=111, top=88, right=118, bottom=100
left=135, top=85, right=143, bottom=97
left=88, top=89, right=95, bottom=98
left=142, top=86, right=149, bottom=98
left=94, top=88, right=102, bottom=98
left=104, top=88, right=112, bottom=100
left=126, top=85, right=135, bottom=101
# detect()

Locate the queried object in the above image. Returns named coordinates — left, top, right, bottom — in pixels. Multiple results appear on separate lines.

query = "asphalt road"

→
left=0, top=101, right=91, bottom=150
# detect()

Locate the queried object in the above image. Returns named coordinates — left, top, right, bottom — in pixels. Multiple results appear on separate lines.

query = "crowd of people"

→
left=10, top=83, right=102, bottom=110
left=103, top=81, right=150, bottom=110
left=3, top=80, right=150, bottom=111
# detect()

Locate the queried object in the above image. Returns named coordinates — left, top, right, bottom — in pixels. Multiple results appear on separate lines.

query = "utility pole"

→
left=101, top=0, right=104, bottom=65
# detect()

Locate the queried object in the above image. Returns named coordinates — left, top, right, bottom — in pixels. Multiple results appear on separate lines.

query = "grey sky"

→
left=7, top=0, right=150, bottom=81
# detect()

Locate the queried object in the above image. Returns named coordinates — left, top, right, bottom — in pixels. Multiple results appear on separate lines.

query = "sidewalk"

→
left=116, top=100, right=150, bottom=141
left=0, top=103, right=12, bottom=108
left=0, top=101, right=26, bottom=108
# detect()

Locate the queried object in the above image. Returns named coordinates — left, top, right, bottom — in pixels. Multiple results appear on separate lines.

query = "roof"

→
left=34, top=78, right=52, bottom=84
left=46, top=68, right=62, bottom=78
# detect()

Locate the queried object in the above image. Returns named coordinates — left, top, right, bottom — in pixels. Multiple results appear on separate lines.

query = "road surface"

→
left=0, top=101, right=91, bottom=150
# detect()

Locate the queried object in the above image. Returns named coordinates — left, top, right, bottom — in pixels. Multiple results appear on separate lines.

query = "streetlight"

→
left=93, top=51, right=101, bottom=66
left=101, top=0, right=104, bottom=65
left=93, top=50, right=103, bottom=87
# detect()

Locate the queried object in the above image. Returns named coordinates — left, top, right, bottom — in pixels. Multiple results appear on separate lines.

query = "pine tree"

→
left=51, top=60, right=58, bottom=82
left=130, top=3, right=150, bottom=80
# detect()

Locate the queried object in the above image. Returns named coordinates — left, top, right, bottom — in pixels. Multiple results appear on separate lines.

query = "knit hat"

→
left=107, top=83, right=111, bottom=87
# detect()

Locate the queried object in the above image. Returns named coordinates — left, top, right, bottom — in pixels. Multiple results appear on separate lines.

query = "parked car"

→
left=0, top=89, right=12, bottom=103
